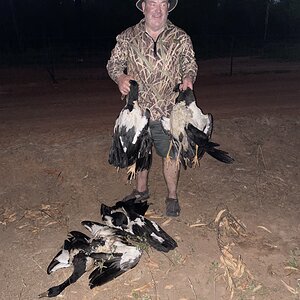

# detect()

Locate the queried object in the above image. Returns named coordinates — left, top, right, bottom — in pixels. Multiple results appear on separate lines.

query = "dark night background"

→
left=1, top=0, right=300, bottom=68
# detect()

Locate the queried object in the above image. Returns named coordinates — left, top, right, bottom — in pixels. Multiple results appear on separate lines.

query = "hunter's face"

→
left=142, top=0, right=169, bottom=32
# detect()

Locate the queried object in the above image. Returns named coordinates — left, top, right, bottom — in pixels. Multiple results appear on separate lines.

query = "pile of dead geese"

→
left=39, top=197, right=177, bottom=298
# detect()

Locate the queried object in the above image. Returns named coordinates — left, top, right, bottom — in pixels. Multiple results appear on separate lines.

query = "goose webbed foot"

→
left=164, top=141, right=174, bottom=165
left=175, top=144, right=182, bottom=170
left=127, top=163, right=136, bottom=182
left=191, top=145, right=199, bottom=168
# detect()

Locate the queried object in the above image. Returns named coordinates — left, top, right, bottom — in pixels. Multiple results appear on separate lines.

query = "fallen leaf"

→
left=164, top=284, right=174, bottom=290
left=145, top=260, right=159, bottom=269
left=257, top=225, right=272, bottom=233
left=162, top=218, right=172, bottom=226
left=263, top=243, right=278, bottom=249
left=281, top=280, right=299, bottom=295
left=252, top=284, right=263, bottom=293
left=284, top=266, right=299, bottom=271
left=215, top=209, right=227, bottom=223
left=41, top=204, right=51, bottom=210
left=44, top=221, right=58, bottom=227
left=189, top=223, right=207, bottom=228
left=18, top=224, right=29, bottom=229
left=132, top=283, right=151, bottom=292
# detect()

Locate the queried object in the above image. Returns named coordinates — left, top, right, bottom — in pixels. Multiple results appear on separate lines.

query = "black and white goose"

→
left=108, top=80, right=152, bottom=181
left=39, top=231, right=98, bottom=298
left=81, top=221, right=143, bottom=289
left=100, top=200, right=177, bottom=253
left=39, top=224, right=142, bottom=297
left=161, top=86, right=233, bottom=168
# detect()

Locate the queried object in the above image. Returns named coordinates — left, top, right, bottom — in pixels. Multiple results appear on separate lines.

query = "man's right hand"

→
left=117, top=74, right=134, bottom=97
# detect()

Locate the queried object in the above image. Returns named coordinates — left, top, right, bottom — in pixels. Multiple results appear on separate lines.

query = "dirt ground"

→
left=0, top=58, right=299, bottom=300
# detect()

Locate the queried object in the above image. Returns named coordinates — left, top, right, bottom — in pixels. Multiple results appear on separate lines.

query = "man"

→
left=106, top=0, right=198, bottom=216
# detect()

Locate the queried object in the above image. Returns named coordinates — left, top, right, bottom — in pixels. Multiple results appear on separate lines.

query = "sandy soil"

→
left=0, top=58, right=299, bottom=300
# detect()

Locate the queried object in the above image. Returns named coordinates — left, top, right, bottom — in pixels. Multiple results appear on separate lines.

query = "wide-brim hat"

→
left=136, top=0, right=178, bottom=12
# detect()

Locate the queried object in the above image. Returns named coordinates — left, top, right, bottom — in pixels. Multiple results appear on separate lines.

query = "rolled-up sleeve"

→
left=180, top=35, right=198, bottom=83
left=106, top=33, right=129, bottom=83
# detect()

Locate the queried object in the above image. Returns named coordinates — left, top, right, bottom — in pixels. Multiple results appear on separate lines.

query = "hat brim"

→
left=136, top=0, right=178, bottom=12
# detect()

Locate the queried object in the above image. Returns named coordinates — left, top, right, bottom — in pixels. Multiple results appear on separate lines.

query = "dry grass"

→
left=0, top=203, right=69, bottom=234
left=212, top=208, right=256, bottom=299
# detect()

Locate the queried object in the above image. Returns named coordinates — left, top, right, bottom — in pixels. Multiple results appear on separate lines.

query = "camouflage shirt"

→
left=106, top=19, right=198, bottom=120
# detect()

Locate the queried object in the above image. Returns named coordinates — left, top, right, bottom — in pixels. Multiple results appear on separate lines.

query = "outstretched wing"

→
left=186, top=124, right=234, bottom=164
left=89, top=257, right=125, bottom=289
left=130, top=216, right=178, bottom=253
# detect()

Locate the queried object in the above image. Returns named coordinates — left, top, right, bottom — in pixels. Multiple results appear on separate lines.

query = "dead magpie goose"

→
left=161, top=86, right=233, bottom=168
left=100, top=202, right=177, bottom=253
left=108, top=80, right=152, bottom=181
left=39, top=231, right=99, bottom=298
left=81, top=221, right=143, bottom=289
left=40, top=223, right=142, bottom=297
left=116, top=196, right=150, bottom=216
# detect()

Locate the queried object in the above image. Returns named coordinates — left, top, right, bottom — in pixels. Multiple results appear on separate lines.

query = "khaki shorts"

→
left=149, top=121, right=174, bottom=158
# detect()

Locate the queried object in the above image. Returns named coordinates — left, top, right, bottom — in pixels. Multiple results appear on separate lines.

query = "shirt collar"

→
left=138, top=18, right=173, bottom=33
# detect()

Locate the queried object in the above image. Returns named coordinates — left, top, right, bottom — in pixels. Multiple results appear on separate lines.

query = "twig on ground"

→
left=149, top=268, right=158, bottom=300
left=160, top=252, right=176, bottom=266
left=256, top=145, right=267, bottom=170
left=187, top=277, right=198, bottom=300
left=31, top=257, right=47, bottom=274
left=213, top=276, right=217, bottom=300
